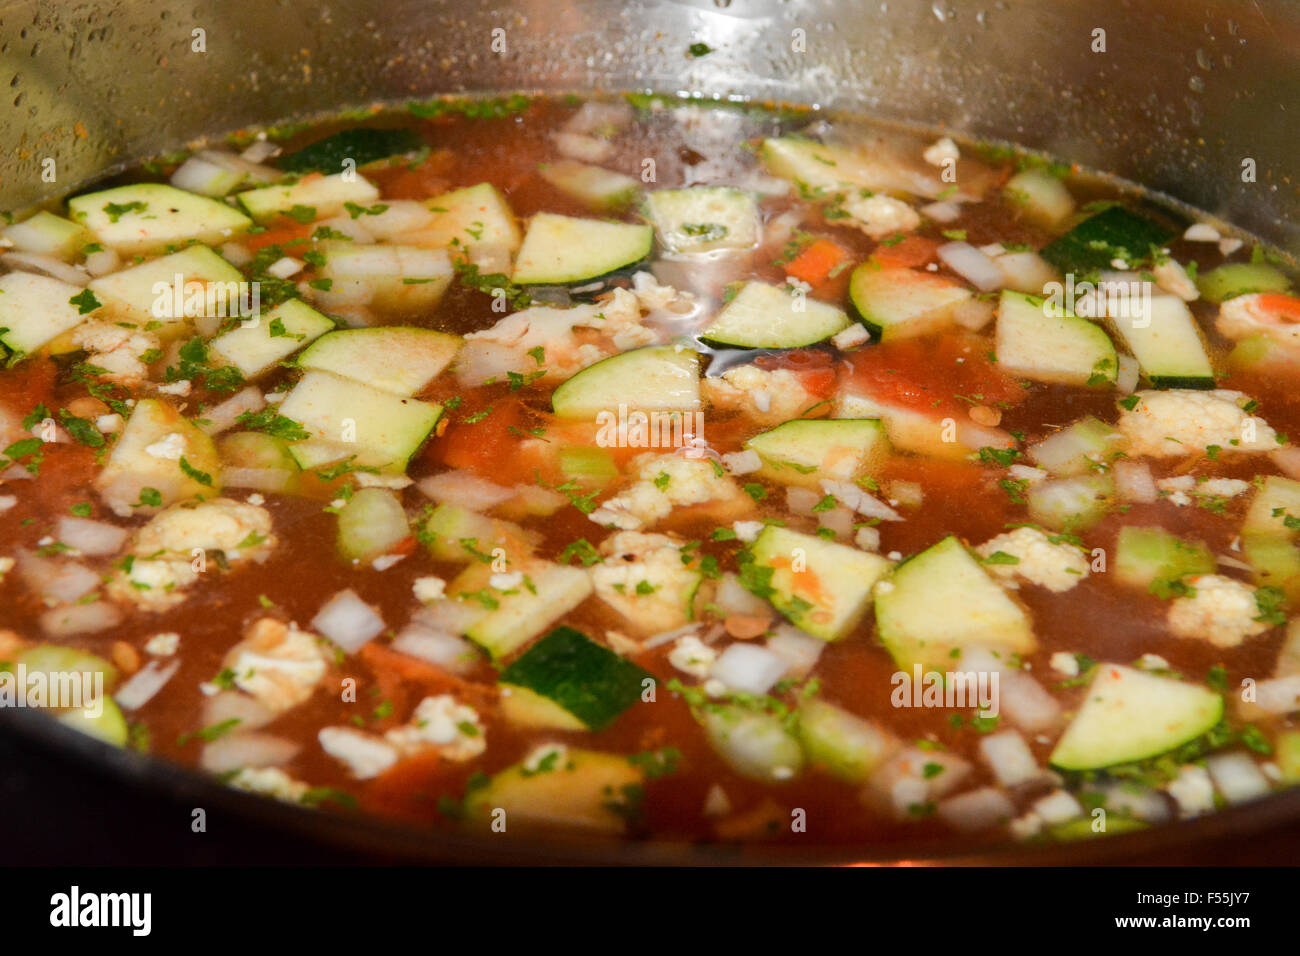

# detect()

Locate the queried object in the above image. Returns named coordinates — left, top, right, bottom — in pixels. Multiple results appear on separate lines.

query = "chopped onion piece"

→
left=978, top=730, right=1043, bottom=787
left=18, top=551, right=100, bottom=604
left=937, top=241, right=1004, bottom=291
left=418, top=469, right=514, bottom=512
left=116, top=659, right=180, bottom=711
left=200, top=731, right=300, bottom=774
left=920, top=200, right=962, bottom=223
left=1113, top=460, right=1157, bottom=503
left=1250, top=674, right=1300, bottom=714
left=39, top=601, right=123, bottom=637
left=55, top=516, right=128, bottom=556
left=937, top=787, right=1015, bottom=832
left=203, top=690, right=275, bottom=730
left=199, top=386, right=265, bottom=436
left=391, top=624, right=479, bottom=676
left=997, top=670, right=1063, bottom=733
left=312, top=589, right=385, bottom=653
left=1206, top=751, right=1271, bottom=804
left=1, top=251, right=89, bottom=286
left=710, top=643, right=789, bottom=695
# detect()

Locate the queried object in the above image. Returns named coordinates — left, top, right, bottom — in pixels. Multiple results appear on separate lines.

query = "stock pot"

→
left=1, top=0, right=1298, bottom=864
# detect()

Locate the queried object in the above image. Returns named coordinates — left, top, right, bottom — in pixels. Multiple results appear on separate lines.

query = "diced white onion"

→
left=1115, top=353, right=1141, bottom=394
left=937, top=241, right=1004, bottom=292
left=220, top=466, right=295, bottom=493
left=311, top=589, right=385, bottom=653
left=952, top=297, right=995, bottom=330
left=714, top=573, right=770, bottom=617
left=391, top=624, right=479, bottom=675
left=55, top=516, right=128, bottom=556
left=199, top=385, right=266, bottom=436
left=200, top=731, right=299, bottom=774
left=1, top=251, right=89, bottom=286
left=1270, top=447, right=1300, bottom=481
left=1250, top=674, right=1300, bottom=714
left=708, top=641, right=791, bottom=696
left=203, top=690, right=275, bottom=730
left=18, top=551, right=100, bottom=604
left=764, top=625, right=825, bottom=679
left=116, top=659, right=180, bottom=711
left=418, top=469, right=514, bottom=512
left=1091, top=783, right=1172, bottom=823
left=978, top=730, right=1042, bottom=787
left=1031, top=789, right=1083, bottom=824
left=937, top=787, right=1015, bottom=832
left=83, top=248, right=120, bottom=276
left=920, top=200, right=962, bottom=223
left=239, top=139, right=280, bottom=163
left=1205, top=751, right=1271, bottom=804
left=994, top=251, right=1058, bottom=295
left=997, top=670, right=1062, bottom=733
left=1113, top=459, right=1158, bottom=503
left=38, top=601, right=122, bottom=637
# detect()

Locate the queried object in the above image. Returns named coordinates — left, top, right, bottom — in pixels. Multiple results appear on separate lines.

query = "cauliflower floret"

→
left=223, top=617, right=329, bottom=713
left=701, top=364, right=820, bottom=427
left=922, top=137, right=960, bottom=167
left=842, top=194, right=921, bottom=239
left=590, top=531, right=703, bottom=634
left=975, top=526, right=1090, bottom=593
left=1156, top=475, right=1251, bottom=507
left=68, top=320, right=160, bottom=384
left=1166, top=574, right=1271, bottom=648
left=1152, top=259, right=1199, bottom=302
left=227, top=766, right=310, bottom=803
left=108, top=498, right=276, bottom=610
left=318, top=726, right=399, bottom=780
left=668, top=634, right=717, bottom=678
left=384, top=694, right=486, bottom=762
left=132, top=497, right=276, bottom=562
left=589, top=453, right=748, bottom=530
left=1117, top=390, right=1279, bottom=458
left=629, top=271, right=692, bottom=314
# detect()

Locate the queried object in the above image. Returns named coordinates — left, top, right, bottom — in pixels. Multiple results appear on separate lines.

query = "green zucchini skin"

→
left=498, top=626, right=650, bottom=731
left=276, top=128, right=425, bottom=174
left=1039, top=206, right=1173, bottom=274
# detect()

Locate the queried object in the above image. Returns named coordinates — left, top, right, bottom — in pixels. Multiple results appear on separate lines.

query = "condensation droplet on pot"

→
left=1195, top=48, right=1212, bottom=71
left=1188, top=75, right=1204, bottom=94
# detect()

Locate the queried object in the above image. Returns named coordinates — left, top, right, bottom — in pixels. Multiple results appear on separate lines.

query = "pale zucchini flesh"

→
left=995, top=290, right=1117, bottom=386
left=207, top=298, right=336, bottom=379
left=68, top=182, right=251, bottom=254
left=551, top=345, right=701, bottom=420
left=511, top=213, right=652, bottom=285
left=701, top=280, right=850, bottom=349
left=296, top=326, right=461, bottom=396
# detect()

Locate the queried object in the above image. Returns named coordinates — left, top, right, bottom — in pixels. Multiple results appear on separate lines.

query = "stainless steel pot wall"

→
left=1, top=0, right=1297, bottom=250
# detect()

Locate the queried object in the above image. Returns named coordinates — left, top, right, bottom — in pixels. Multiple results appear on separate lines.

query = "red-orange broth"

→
left=2, top=94, right=1299, bottom=849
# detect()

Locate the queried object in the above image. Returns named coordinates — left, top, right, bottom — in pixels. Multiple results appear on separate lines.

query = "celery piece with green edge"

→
left=276, top=128, right=425, bottom=174
left=498, top=626, right=650, bottom=731
left=1038, top=205, right=1173, bottom=273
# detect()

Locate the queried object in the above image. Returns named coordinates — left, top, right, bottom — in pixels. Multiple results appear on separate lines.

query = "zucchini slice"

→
left=511, top=213, right=652, bottom=285
left=2, top=211, right=92, bottom=260
left=208, top=298, right=336, bottom=379
left=57, top=697, right=129, bottom=747
left=87, top=244, right=245, bottom=330
left=747, top=526, right=893, bottom=642
left=1027, top=416, right=1126, bottom=476
left=276, top=128, right=425, bottom=174
left=834, top=392, right=1012, bottom=462
left=67, top=182, right=251, bottom=254
left=539, top=161, right=640, bottom=212
left=1107, top=294, right=1214, bottom=389
left=994, top=290, right=1117, bottom=386
left=1196, top=261, right=1291, bottom=304
left=1026, top=473, right=1114, bottom=532
left=499, top=626, right=650, bottom=731
left=700, top=280, right=850, bottom=348
left=336, top=487, right=410, bottom=562
left=848, top=264, right=972, bottom=341
left=743, top=418, right=889, bottom=489
left=551, top=345, right=700, bottom=420
left=797, top=698, right=895, bottom=783
left=453, top=561, right=595, bottom=661
left=0, top=272, right=90, bottom=355
left=416, top=503, right=532, bottom=564
left=1038, top=205, right=1173, bottom=274
left=277, top=371, right=443, bottom=472
left=237, top=172, right=380, bottom=223
left=644, top=186, right=760, bottom=254
left=465, top=747, right=644, bottom=833
left=217, top=430, right=301, bottom=495
left=316, top=244, right=453, bottom=312
left=95, top=399, right=222, bottom=514
left=296, top=326, right=461, bottom=396
left=1049, top=664, right=1223, bottom=771
left=702, top=705, right=805, bottom=783
left=875, top=535, right=1035, bottom=672
left=1245, top=476, right=1300, bottom=537
left=1003, top=168, right=1075, bottom=228
left=422, top=183, right=522, bottom=252
left=1113, top=526, right=1214, bottom=589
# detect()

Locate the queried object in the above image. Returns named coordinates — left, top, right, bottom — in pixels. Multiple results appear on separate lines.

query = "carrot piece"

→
left=784, top=238, right=852, bottom=286
left=1255, top=293, right=1300, bottom=322
left=870, top=235, right=941, bottom=269
left=242, top=218, right=315, bottom=252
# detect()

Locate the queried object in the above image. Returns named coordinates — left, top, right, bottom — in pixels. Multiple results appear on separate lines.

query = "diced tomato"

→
left=361, top=749, right=447, bottom=824
left=426, top=398, right=555, bottom=484
left=870, top=236, right=942, bottom=269
left=784, top=238, right=852, bottom=286
left=845, top=334, right=1024, bottom=416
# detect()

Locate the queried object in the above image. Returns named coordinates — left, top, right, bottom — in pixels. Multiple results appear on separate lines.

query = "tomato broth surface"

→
left=2, top=93, right=1300, bottom=849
